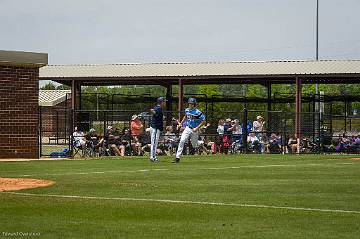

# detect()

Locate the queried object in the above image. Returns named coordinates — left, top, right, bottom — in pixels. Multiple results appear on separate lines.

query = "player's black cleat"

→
left=150, top=158, right=159, bottom=163
left=172, top=158, right=180, bottom=163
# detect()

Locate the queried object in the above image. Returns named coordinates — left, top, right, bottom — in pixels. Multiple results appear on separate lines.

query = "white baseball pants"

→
left=150, top=127, right=161, bottom=160
left=176, top=126, right=199, bottom=158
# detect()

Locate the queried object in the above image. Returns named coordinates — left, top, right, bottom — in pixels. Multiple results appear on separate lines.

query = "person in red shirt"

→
left=130, top=115, right=143, bottom=155
left=131, top=115, right=143, bottom=136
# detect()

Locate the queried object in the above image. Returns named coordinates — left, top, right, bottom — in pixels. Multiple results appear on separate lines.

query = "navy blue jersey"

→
left=150, top=105, right=164, bottom=131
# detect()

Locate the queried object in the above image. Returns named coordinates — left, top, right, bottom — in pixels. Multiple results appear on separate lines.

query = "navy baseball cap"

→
left=188, top=97, right=196, bottom=104
left=157, top=97, right=168, bottom=103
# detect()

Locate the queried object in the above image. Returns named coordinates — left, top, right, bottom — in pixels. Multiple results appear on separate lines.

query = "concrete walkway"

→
left=0, top=157, right=69, bottom=162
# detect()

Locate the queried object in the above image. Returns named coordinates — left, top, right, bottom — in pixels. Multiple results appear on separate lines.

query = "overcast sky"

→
left=1, top=0, right=360, bottom=64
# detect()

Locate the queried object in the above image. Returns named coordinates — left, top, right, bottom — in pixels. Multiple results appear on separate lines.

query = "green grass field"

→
left=1, top=155, right=360, bottom=239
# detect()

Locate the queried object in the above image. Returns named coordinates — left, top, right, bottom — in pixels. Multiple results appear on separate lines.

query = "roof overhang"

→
left=39, top=60, right=360, bottom=85
left=0, top=50, right=48, bottom=67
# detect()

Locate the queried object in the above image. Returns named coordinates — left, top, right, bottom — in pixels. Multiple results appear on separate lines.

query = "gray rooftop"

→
left=39, top=90, right=71, bottom=107
left=0, top=50, right=48, bottom=67
left=39, top=60, right=360, bottom=85
left=39, top=60, right=360, bottom=78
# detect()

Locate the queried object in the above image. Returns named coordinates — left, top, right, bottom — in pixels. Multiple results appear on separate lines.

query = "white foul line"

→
left=6, top=162, right=354, bottom=177
left=4, top=191, right=360, bottom=215
left=17, top=168, right=170, bottom=177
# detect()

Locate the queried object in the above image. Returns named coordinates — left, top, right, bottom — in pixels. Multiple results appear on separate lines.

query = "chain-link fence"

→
left=39, top=107, right=72, bottom=156
left=39, top=106, right=360, bottom=157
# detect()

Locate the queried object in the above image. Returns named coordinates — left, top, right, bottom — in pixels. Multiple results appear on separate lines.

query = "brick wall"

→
left=0, top=65, right=39, bottom=158
left=41, top=106, right=56, bottom=137
left=41, top=100, right=70, bottom=137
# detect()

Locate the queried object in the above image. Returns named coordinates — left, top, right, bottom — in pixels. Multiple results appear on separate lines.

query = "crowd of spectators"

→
left=71, top=114, right=360, bottom=157
left=214, top=116, right=286, bottom=154
left=323, top=132, right=360, bottom=153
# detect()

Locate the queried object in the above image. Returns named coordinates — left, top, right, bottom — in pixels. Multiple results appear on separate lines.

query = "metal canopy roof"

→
left=39, top=60, right=360, bottom=85
left=39, top=90, right=71, bottom=106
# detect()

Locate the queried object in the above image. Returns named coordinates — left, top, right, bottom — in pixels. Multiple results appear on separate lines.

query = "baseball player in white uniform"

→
left=173, top=97, right=206, bottom=163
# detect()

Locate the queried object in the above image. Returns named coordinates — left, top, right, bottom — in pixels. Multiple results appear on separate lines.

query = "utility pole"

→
left=315, top=0, right=322, bottom=140
left=315, top=0, right=319, bottom=92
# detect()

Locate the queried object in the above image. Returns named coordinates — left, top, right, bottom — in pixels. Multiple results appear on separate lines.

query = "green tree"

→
left=56, top=84, right=70, bottom=90
left=40, top=81, right=56, bottom=90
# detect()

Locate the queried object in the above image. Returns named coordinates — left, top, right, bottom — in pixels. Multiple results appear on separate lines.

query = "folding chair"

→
left=72, top=136, right=85, bottom=158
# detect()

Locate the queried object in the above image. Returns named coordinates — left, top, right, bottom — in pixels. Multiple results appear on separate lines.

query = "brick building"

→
left=0, top=50, right=48, bottom=159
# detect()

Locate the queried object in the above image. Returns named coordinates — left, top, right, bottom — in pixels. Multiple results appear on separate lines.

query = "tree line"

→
left=40, top=81, right=360, bottom=116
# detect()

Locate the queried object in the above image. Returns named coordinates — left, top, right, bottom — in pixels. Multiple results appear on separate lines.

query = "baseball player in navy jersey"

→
left=173, top=97, right=206, bottom=163
left=149, top=97, right=167, bottom=163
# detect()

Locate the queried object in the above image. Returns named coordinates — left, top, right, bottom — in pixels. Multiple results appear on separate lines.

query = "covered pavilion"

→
left=39, top=60, right=360, bottom=138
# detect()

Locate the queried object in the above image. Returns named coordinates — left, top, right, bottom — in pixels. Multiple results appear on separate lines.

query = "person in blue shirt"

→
left=149, top=97, right=167, bottom=163
left=174, top=97, right=206, bottom=163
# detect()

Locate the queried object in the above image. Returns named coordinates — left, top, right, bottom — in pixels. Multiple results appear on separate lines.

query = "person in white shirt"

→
left=229, top=119, right=242, bottom=139
left=216, top=119, right=225, bottom=153
left=247, top=132, right=259, bottom=143
left=247, top=132, right=261, bottom=152
left=73, top=126, right=86, bottom=151
left=252, top=115, right=265, bottom=133
left=217, top=119, right=225, bottom=135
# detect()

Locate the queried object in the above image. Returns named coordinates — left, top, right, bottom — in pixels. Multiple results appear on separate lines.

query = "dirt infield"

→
left=349, top=158, right=360, bottom=161
left=0, top=178, right=55, bottom=191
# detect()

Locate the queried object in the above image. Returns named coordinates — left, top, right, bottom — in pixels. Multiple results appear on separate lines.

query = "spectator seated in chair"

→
left=85, top=128, right=99, bottom=146
left=118, top=128, right=131, bottom=156
left=287, top=135, right=298, bottom=154
left=171, top=117, right=180, bottom=136
left=266, top=133, right=282, bottom=153
left=84, top=128, right=100, bottom=156
left=221, top=133, right=231, bottom=154
left=197, top=136, right=211, bottom=155
left=104, top=126, right=122, bottom=156
left=72, top=126, right=86, bottom=157
left=220, top=118, right=232, bottom=154
left=336, top=133, right=351, bottom=153
left=164, top=126, right=178, bottom=155
left=247, top=132, right=261, bottom=153
left=350, top=135, right=360, bottom=152
left=229, top=119, right=242, bottom=142
left=141, top=128, right=164, bottom=156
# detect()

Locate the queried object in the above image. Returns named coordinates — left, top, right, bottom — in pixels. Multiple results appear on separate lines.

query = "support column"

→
left=166, top=84, right=173, bottom=125
left=71, top=81, right=78, bottom=109
left=344, top=101, right=347, bottom=132
left=71, top=80, right=76, bottom=110
left=267, top=82, right=272, bottom=135
left=178, top=79, right=184, bottom=119
left=78, top=83, right=82, bottom=110
left=71, top=80, right=81, bottom=110
left=71, top=80, right=81, bottom=131
left=267, top=82, right=272, bottom=111
left=295, top=77, right=302, bottom=153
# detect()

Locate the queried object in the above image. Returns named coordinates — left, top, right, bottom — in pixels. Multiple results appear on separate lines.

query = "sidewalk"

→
left=0, top=157, right=68, bottom=162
